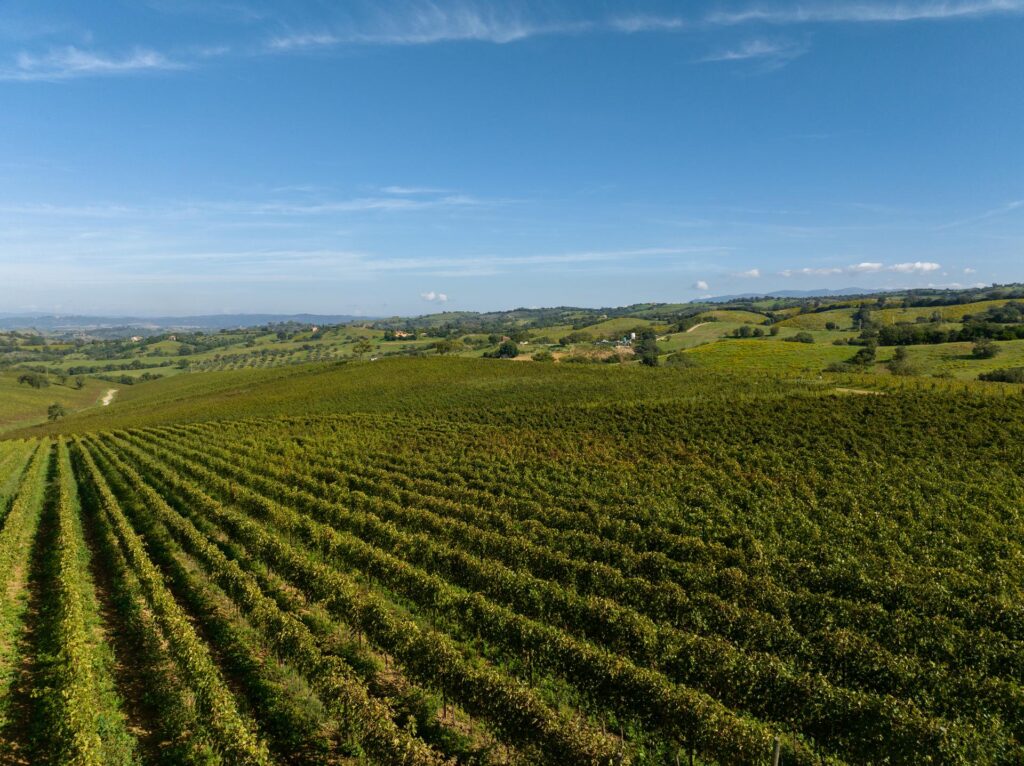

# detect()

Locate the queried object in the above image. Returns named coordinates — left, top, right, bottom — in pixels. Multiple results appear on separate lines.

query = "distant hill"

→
left=707, top=288, right=884, bottom=302
left=0, top=313, right=372, bottom=334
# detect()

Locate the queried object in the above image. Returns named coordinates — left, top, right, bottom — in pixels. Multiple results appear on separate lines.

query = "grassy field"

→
left=17, top=358, right=820, bottom=437
left=570, top=317, right=661, bottom=337
left=0, top=372, right=112, bottom=433
left=777, top=308, right=857, bottom=330
left=875, top=299, right=1012, bottom=324
left=681, top=337, right=855, bottom=373
left=696, top=309, right=767, bottom=324
left=879, top=337, right=1024, bottom=378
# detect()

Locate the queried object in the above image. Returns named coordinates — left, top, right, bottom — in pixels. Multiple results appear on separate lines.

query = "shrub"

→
left=972, top=339, right=1000, bottom=359
left=979, top=367, right=1024, bottom=383
left=886, top=347, right=918, bottom=376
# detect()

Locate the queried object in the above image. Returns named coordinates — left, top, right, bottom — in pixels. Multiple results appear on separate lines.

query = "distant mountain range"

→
left=0, top=313, right=371, bottom=333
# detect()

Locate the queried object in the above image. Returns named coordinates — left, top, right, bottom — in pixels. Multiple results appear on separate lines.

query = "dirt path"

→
left=102, top=389, right=118, bottom=406
left=686, top=322, right=711, bottom=333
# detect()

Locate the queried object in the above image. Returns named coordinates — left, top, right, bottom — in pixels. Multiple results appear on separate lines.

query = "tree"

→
left=494, top=340, right=519, bottom=358
left=47, top=403, right=67, bottom=421
left=353, top=339, right=373, bottom=359
left=434, top=339, right=456, bottom=355
left=886, top=346, right=917, bottom=376
left=558, top=331, right=592, bottom=346
left=634, top=329, right=660, bottom=367
left=18, top=372, right=48, bottom=389
left=849, top=343, right=877, bottom=367
left=852, top=305, right=874, bottom=331
left=73, top=375, right=86, bottom=389
left=972, top=338, right=1000, bottom=359
left=786, top=332, right=815, bottom=344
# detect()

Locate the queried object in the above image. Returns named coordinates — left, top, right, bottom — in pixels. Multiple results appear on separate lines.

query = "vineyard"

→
left=0, top=372, right=1022, bottom=764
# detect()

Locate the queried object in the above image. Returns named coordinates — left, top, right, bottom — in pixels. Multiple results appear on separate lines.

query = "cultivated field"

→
left=1, top=359, right=1022, bottom=764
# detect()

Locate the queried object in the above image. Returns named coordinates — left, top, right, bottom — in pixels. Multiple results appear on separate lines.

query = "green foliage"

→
left=558, top=330, right=593, bottom=346
left=978, top=366, right=1024, bottom=383
left=486, top=340, right=520, bottom=359
left=18, top=371, right=49, bottom=389
left=850, top=343, right=877, bottom=366
left=634, top=329, right=660, bottom=366
left=886, top=346, right=918, bottom=376
left=973, top=338, right=1001, bottom=359
left=47, top=403, right=68, bottom=421
left=786, top=332, right=815, bottom=344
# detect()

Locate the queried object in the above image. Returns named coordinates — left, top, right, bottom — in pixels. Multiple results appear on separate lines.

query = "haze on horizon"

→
left=1, top=0, right=1021, bottom=316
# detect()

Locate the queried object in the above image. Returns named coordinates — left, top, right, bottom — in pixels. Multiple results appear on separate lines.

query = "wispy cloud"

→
left=707, top=1, right=1024, bottom=26
left=267, top=5, right=591, bottom=51
left=382, top=185, right=454, bottom=195
left=738, top=268, right=762, bottom=278
left=609, top=15, right=687, bottom=33
left=0, top=45, right=182, bottom=81
left=6, top=1, right=1020, bottom=82
left=0, top=246, right=723, bottom=285
left=0, top=193, right=487, bottom=219
left=780, top=266, right=845, bottom=276
left=699, top=38, right=808, bottom=66
left=937, top=199, right=1024, bottom=229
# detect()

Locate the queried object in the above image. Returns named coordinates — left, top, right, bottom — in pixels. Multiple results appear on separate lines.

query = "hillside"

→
left=1, top=353, right=1022, bottom=764
left=5, top=285, right=1024, bottom=431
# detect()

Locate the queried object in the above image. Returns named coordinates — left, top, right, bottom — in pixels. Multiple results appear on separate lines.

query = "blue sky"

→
left=1, top=1, right=1022, bottom=316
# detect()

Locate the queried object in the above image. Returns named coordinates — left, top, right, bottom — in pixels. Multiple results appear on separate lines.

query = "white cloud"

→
left=707, top=1, right=1024, bottom=26
left=267, top=6, right=592, bottom=51
left=964, top=267, right=977, bottom=274
left=382, top=185, right=451, bottom=195
left=738, top=268, right=761, bottom=278
left=780, top=267, right=843, bottom=277
left=848, top=262, right=885, bottom=273
left=780, top=261, right=943, bottom=277
left=420, top=291, right=448, bottom=302
left=609, top=16, right=687, bottom=33
left=693, top=279, right=710, bottom=291
left=889, top=261, right=942, bottom=273
left=0, top=46, right=181, bottom=81
left=699, top=38, right=808, bottom=65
